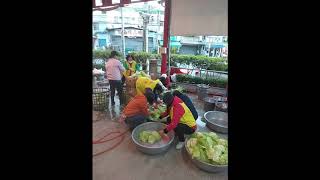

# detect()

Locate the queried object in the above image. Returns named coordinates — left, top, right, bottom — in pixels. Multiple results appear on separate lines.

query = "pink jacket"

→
left=105, top=58, right=125, bottom=80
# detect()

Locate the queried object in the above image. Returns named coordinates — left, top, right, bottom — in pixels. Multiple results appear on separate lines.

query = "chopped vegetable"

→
left=130, top=71, right=150, bottom=78
left=139, top=130, right=162, bottom=144
left=186, top=132, right=228, bottom=165
left=170, top=86, right=185, bottom=93
left=148, top=103, right=167, bottom=121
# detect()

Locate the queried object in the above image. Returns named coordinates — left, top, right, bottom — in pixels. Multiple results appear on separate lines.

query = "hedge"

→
left=92, top=50, right=228, bottom=72
left=176, top=74, right=227, bottom=88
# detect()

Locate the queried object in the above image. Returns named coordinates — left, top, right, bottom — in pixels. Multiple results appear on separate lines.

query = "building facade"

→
left=92, top=2, right=228, bottom=57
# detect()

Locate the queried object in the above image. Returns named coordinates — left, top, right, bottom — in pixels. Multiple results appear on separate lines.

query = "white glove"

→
left=170, top=74, right=177, bottom=82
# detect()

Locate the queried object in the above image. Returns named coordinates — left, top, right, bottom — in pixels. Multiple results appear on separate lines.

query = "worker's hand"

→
left=119, top=114, right=126, bottom=124
left=158, top=130, right=170, bottom=142
left=158, top=129, right=164, bottom=135
left=156, top=97, right=163, bottom=104
left=153, top=103, right=158, bottom=109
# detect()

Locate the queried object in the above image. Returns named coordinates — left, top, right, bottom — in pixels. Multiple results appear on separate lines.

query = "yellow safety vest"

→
left=169, top=101, right=196, bottom=128
left=135, top=77, right=160, bottom=95
left=123, top=61, right=137, bottom=77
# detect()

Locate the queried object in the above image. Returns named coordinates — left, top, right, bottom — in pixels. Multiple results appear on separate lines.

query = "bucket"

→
left=197, top=84, right=210, bottom=101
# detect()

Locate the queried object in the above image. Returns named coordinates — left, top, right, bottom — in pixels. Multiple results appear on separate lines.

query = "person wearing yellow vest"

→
left=159, top=92, right=197, bottom=149
left=122, top=55, right=139, bottom=84
left=135, top=76, right=167, bottom=102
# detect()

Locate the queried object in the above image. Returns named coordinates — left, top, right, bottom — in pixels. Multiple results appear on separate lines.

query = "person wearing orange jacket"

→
left=119, top=89, right=155, bottom=131
left=159, top=92, right=197, bottom=149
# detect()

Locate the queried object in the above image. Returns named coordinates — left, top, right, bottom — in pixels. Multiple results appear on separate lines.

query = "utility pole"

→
left=140, top=3, right=151, bottom=72
left=157, top=10, right=160, bottom=54
left=141, top=4, right=150, bottom=53
left=121, top=6, right=126, bottom=58
left=142, top=15, right=150, bottom=53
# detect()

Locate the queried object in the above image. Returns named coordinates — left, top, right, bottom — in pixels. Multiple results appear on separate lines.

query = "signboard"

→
left=114, top=29, right=143, bottom=37
left=207, top=36, right=224, bottom=43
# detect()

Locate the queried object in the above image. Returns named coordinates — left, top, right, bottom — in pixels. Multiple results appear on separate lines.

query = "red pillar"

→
left=161, top=0, right=171, bottom=75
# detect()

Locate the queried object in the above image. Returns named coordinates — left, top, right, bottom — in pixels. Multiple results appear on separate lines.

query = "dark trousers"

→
left=174, top=123, right=195, bottom=142
left=121, top=76, right=126, bottom=85
left=125, top=114, right=147, bottom=131
left=109, top=80, right=123, bottom=105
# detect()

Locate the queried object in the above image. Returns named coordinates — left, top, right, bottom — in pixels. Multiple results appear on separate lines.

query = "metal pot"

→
left=131, top=122, right=175, bottom=155
left=197, top=84, right=210, bottom=101
left=204, top=96, right=227, bottom=112
left=185, top=137, right=228, bottom=173
left=204, top=111, right=228, bottom=133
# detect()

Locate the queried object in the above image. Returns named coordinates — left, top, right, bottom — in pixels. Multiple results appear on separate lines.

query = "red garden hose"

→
left=93, top=122, right=129, bottom=157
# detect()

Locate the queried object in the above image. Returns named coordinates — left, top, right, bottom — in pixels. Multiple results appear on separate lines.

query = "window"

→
left=114, top=16, right=119, bottom=23
left=98, top=39, right=107, bottom=47
left=101, top=11, right=106, bottom=14
left=125, top=17, right=130, bottom=24
left=93, top=23, right=99, bottom=30
left=112, top=0, right=120, bottom=4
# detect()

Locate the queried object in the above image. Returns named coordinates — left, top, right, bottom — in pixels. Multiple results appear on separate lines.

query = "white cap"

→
left=161, top=74, right=167, bottom=79
left=170, top=74, right=177, bottom=82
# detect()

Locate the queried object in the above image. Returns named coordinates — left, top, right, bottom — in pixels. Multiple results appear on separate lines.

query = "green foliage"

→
left=129, top=51, right=161, bottom=63
left=92, top=50, right=228, bottom=72
left=176, top=74, right=227, bottom=88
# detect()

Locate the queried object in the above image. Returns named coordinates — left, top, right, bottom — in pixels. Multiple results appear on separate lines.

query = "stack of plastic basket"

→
left=93, top=87, right=109, bottom=111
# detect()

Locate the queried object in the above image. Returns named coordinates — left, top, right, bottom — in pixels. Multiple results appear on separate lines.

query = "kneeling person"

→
left=172, top=90, right=198, bottom=120
left=159, top=92, right=197, bottom=149
left=120, top=89, right=155, bottom=131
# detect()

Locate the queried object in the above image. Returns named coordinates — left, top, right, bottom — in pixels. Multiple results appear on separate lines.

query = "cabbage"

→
left=191, top=145, right=200, bottom=159
left=219, top=153, right=228, bottom=164
left=148, top=104, right=167, bottom=121
left=139, top=130, right=162, bottom=144
left=151, top=131, right=161, bottom=140
left=211, top=145, right=225, bottom=162
left=147, top=135, right=156, bottom=144
left=207, top=132, right=219, bottom=140
left=186, top=132, right=228, bottom=165
left=217, top=138, right=228, bottom=147
left=199, top=148, right=210, bottom=163
left=139, top=131, right=149, bottom=143
left=206, top=147, right=215, bottom=160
